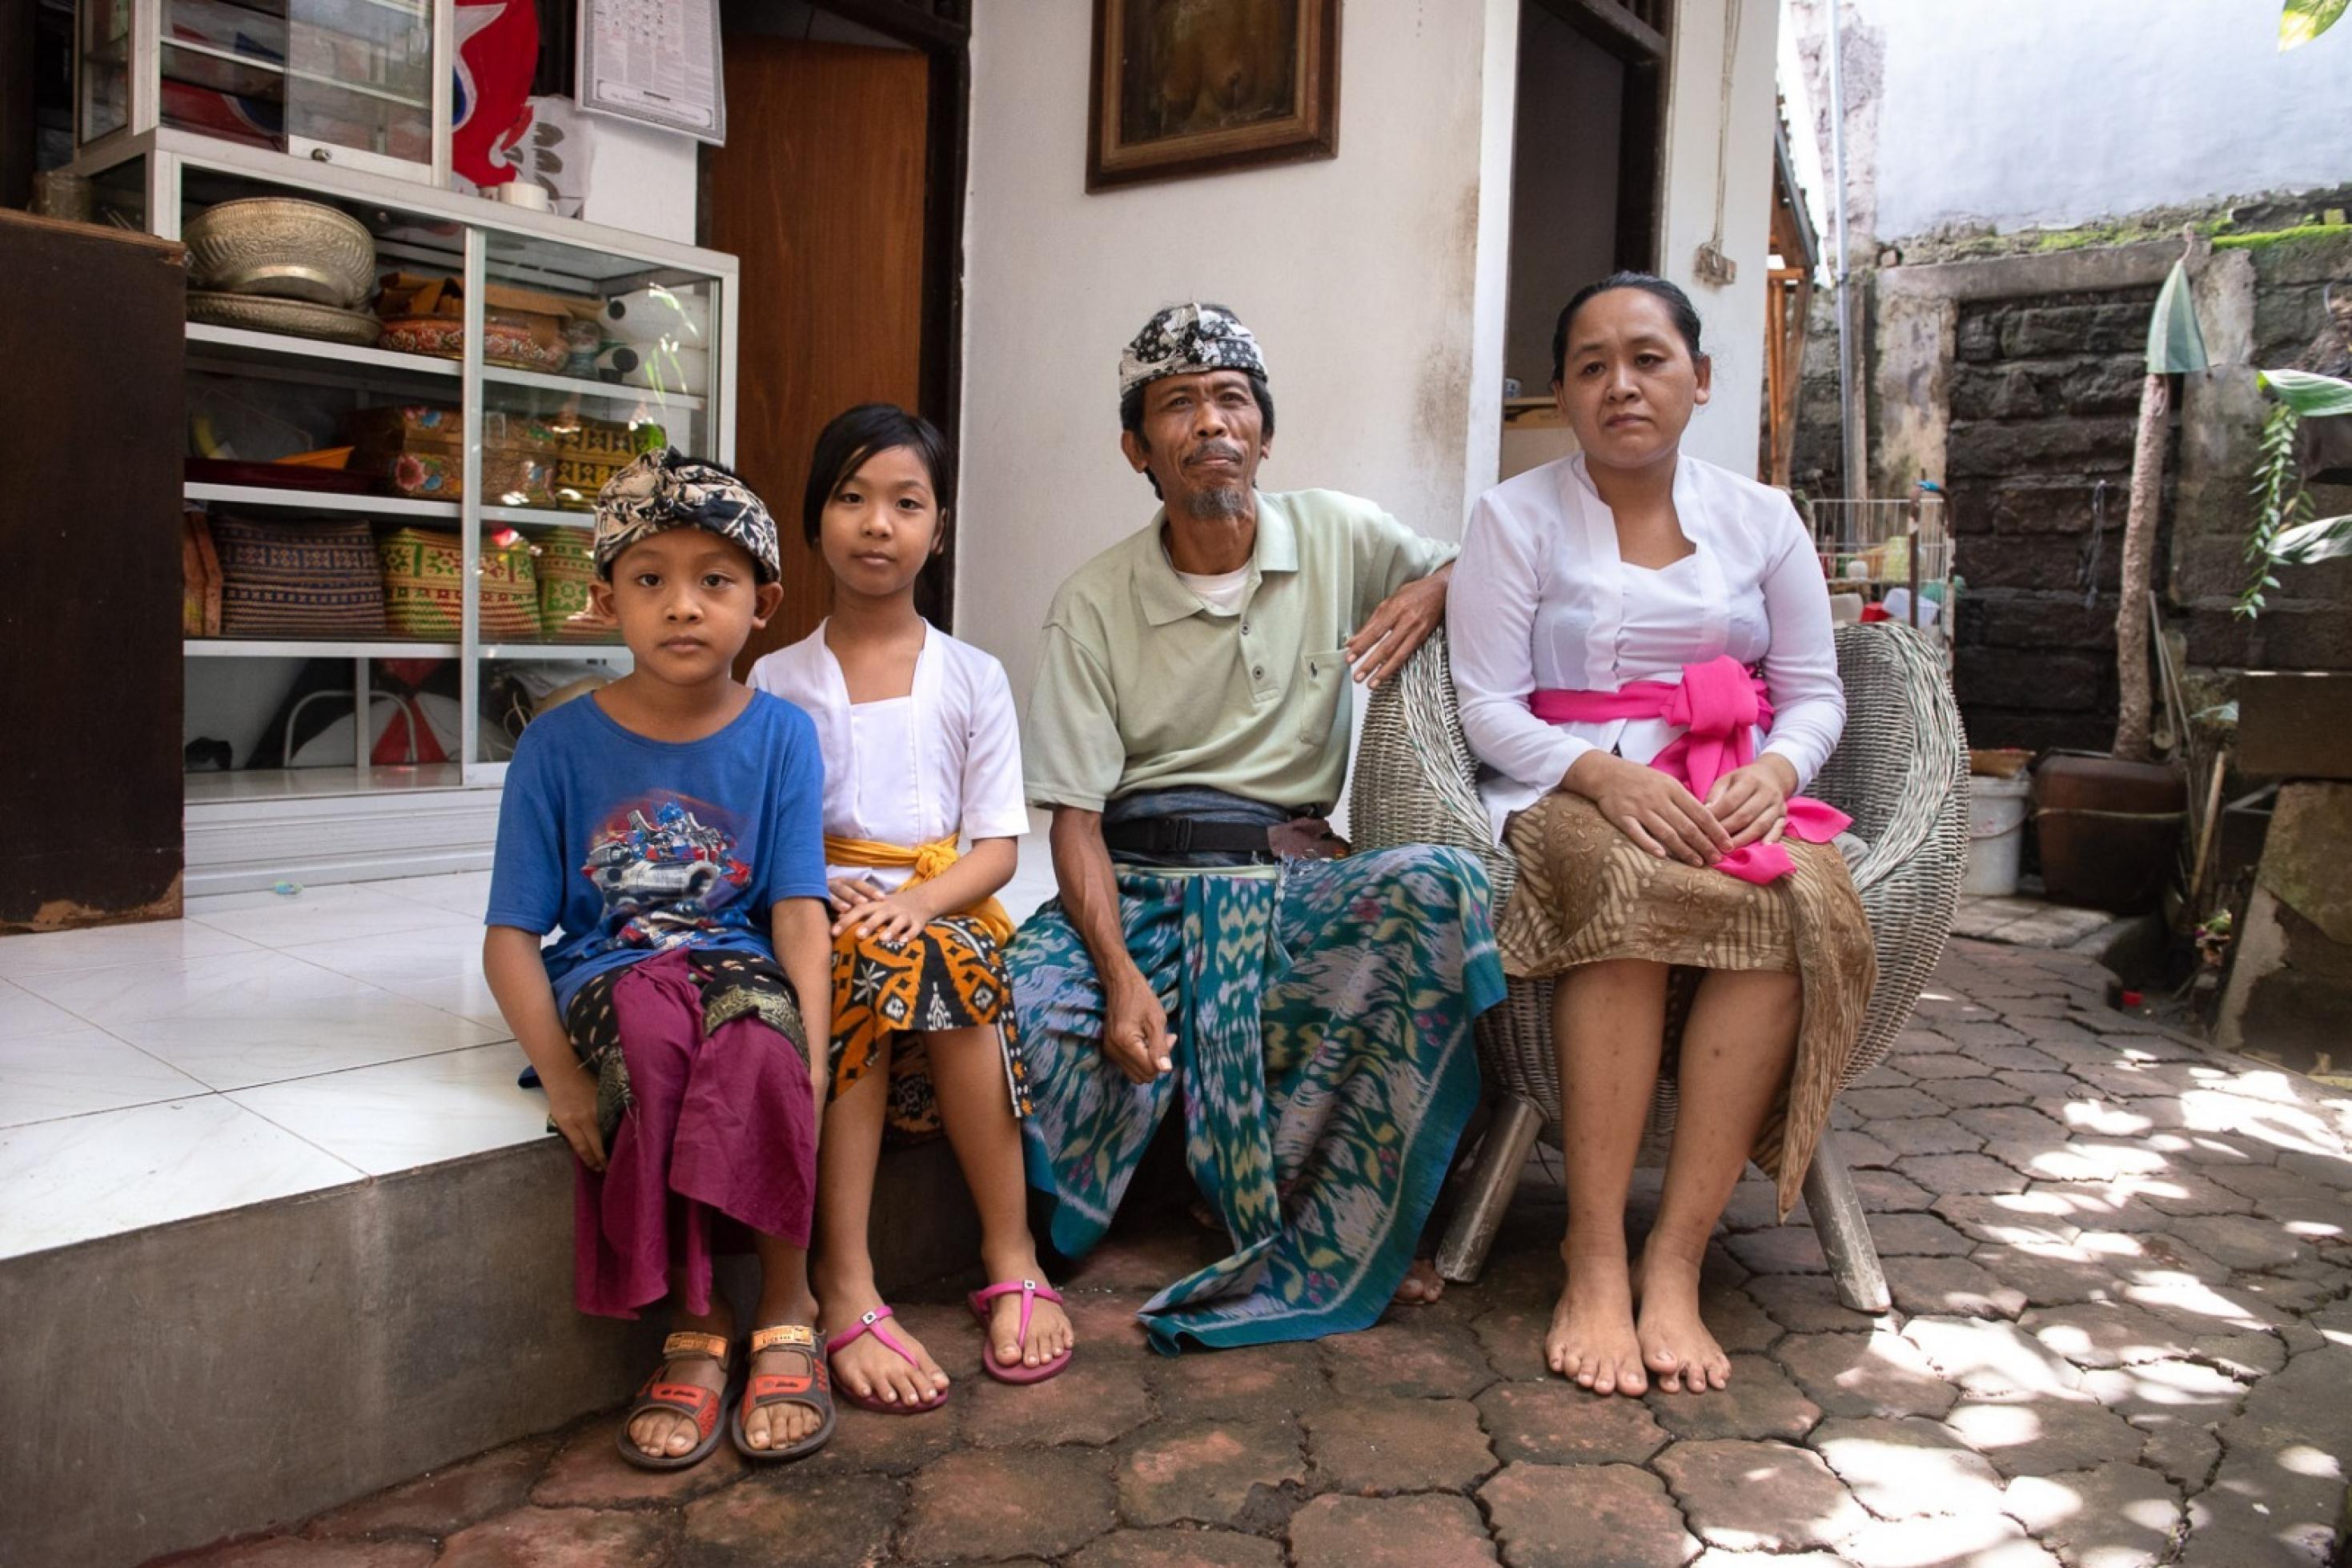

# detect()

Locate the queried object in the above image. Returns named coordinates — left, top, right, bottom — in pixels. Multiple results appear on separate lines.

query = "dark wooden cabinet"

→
left=0, top=211, right=187, bottom=929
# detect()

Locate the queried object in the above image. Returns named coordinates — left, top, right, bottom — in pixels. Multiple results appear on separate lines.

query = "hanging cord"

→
left=1692, top=0, right=1745, bottom=287
left=2077, top=478, right=2113, bottom=608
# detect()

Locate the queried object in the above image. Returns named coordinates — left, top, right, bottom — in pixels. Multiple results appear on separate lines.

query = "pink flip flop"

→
left=822, top=1305, right=949, bottom=1414
left=967, top=1278, right=1074, bottom=1386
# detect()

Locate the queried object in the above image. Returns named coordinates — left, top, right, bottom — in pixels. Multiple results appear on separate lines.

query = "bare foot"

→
left=821, top=1296, right=949, bottom=1410
left=627, top=1334, right=728, bottom=1460
left=1393, top=1258, right=1447, bottom=1305
left=981, top=1254, right=1076, bottom=1371
left=1547, top=1249, right=1646, bottom=1396
left=1633, top=1248, right=1730, bottom=1394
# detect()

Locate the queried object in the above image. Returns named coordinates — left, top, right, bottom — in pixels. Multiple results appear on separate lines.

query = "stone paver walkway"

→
left=162, top=940, right=2352, bottom=1568
left=1950, top=895, right=2121, bottom=952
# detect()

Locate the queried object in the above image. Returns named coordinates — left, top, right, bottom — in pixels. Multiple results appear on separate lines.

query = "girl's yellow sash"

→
left=823, top=833, right=1016, bottom=944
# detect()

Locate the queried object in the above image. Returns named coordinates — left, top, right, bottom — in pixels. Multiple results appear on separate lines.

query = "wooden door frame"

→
left=1, top=0, right=35, bottom=211
left=1524, top=0, right=1673, bottom=273
left=805, top=0, right=973, bottom=628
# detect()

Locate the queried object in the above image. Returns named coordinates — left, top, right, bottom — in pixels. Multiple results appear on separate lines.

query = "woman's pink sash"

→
left=1528, top=655, right=1849, bottom=885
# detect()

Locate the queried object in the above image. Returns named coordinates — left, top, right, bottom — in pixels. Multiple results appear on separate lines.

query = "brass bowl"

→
left=187, top=291, right=383, bottom=347
left=184, top=198, right=377, bottom=309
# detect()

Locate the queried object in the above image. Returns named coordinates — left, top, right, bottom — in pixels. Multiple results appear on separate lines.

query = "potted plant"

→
left=2240, top=366, right=2352, bottom=607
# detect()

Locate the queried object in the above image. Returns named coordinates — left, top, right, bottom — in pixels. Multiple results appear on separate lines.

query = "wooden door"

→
left=710, top=36, right=930, bottom=673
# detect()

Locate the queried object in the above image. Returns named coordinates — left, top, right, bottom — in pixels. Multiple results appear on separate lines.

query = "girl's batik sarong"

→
left=1007, top=845, right=1505, bottom=1353
left=828, top=912, right=1030, bottom=1142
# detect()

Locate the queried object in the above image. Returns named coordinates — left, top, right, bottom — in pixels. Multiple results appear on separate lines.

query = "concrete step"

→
left=1, top=1136, right=977, bottom=1567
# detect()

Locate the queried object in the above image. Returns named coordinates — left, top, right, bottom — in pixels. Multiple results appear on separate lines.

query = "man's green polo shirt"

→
left=1024, top=488, right=1455, bottom=816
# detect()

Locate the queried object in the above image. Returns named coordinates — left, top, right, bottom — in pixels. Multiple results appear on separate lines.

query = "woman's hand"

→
left=544, top=1065, right=607, bottom=1172
left=1564, top=752, right=1733, bottom=868
left=1704, top=756, right=1800, bottom=851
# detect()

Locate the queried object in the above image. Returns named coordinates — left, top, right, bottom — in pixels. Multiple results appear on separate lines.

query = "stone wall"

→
left=1790, top=227, right=2352, bottom=753
left=1789, top=287, right=1847, bottom=503
left=2170, top=233, right=2352, bottom=681
left=1945, top=285, right=2160, bottom=751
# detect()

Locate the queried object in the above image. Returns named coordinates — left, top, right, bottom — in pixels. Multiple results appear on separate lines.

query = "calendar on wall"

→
left=576, top=0, right=727, bottom=144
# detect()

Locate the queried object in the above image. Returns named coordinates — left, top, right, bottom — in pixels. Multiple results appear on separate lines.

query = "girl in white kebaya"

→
left=750, top=403, right=1074, bottom=1414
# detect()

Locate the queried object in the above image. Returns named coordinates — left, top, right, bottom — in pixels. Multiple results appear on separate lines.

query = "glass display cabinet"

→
left=67, top=132, right=737, bottom=828
left=78, top=0, right=454, bottom=185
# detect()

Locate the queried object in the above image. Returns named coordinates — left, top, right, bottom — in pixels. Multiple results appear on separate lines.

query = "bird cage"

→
left=1804, top=495, right=1956, bottom=648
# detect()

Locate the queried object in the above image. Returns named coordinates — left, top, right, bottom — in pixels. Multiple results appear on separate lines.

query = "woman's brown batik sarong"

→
left=1496, top=790, right=1876, bottom=1217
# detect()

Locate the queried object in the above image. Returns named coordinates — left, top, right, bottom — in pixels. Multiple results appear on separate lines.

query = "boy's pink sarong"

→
left=1529, top=655, right=1851, bottom=886
left=574, top=947, right=817, bottom=1319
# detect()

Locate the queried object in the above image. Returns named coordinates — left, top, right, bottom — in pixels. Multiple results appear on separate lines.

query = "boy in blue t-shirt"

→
left=483, top=450, right=835, bottom=1470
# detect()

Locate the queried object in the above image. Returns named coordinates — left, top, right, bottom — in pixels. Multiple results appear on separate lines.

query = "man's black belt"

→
left=1099, top=817, right=1275, bottom=855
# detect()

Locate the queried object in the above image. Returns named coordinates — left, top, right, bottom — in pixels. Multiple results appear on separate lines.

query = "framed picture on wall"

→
left=1087, top=0, right=1342, bottom=192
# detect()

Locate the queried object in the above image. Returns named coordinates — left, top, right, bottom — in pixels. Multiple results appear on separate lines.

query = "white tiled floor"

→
left=0, top=847, right=1066, bottom=1261
left=0, top=872, right=524, bottom=1260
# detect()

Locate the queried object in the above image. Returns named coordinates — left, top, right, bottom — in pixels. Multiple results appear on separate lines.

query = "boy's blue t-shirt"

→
left=485, top=691, right=829, bottom=1015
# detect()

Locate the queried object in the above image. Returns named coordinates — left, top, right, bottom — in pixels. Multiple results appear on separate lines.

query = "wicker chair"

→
left=1353, top=622, right=1969, bottom=1311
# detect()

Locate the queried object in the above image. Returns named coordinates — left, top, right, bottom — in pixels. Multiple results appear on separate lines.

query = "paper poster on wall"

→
left=576, top=0, right=728, bottom=145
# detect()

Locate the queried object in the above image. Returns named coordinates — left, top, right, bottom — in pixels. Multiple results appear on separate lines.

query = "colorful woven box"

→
left=211, top=514, right=384, bottom=638
left=379, top=527, right=539, bottom=641
left=543, top=414, right=665, bottom=511
left=535, top=532, right=616, bottom=643
left=347, top=405, right=558, bottom=507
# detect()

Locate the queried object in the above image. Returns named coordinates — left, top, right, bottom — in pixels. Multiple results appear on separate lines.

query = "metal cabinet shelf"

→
left=73, top=128, right=735, bottom=804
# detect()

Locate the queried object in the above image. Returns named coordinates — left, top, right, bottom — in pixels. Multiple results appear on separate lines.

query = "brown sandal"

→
left=731, top=1323, right=835, bottom=1462
left=616, top=1330, right=736, bottom=1470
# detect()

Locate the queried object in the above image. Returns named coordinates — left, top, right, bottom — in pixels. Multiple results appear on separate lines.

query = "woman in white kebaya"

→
left=1448, top=275, right=1874, bottom=1401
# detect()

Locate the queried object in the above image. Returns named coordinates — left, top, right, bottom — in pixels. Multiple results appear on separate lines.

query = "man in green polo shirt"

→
left=1006, top=303, right=1506, bottom=1353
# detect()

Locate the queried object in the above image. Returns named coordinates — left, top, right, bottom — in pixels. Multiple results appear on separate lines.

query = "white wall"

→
left=1820, top=0, right=2352, bottom=243
left=954, top=0, right=1780, bottom=698
left=577, top=115, right=700, bottom=245
left=955, top=0, right=1515, bottom=699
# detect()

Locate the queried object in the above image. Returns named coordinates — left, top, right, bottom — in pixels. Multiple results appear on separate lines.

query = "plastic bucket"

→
left=1964, top=772, right=2032, bottom=896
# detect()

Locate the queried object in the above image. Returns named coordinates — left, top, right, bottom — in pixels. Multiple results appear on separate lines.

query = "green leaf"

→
left=2282, top=0, right=2349, bottom=50
left=2147, top=261, right=2210, bottom=373
left=2272, top=513, right=2352, bottom=564
left=2259, top=367, right=2352, bottom=416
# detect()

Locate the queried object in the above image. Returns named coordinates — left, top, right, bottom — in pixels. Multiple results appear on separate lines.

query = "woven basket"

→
left=211, top=514, right=384, bottom=638
left=379, top=528, right=539, bottom=641
left=535, top=532, right=616, bottom=644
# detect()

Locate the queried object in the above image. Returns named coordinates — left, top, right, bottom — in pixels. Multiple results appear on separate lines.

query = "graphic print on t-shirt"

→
left=580, top=795, right=753, bottom=950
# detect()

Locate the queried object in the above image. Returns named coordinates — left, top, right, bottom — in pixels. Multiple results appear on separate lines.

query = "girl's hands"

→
left=544, top=1065, right=607, bottom=1172
left=1704, top=756, right=1800, bottom=851
left=1565, top=751, right=1734, bottom=868
left=829, top=876, right=934, bottom=944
